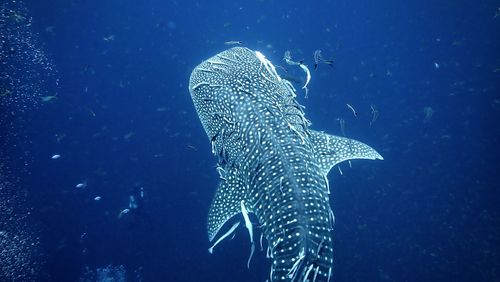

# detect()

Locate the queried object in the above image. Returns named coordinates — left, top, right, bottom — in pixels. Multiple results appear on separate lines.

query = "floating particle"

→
left=51, top=154, right=61, bottom=159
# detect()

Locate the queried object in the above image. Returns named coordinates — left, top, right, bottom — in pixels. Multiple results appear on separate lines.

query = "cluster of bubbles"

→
left=79, top=265, right=143, bottom=282
left=0, top=162, right=43, bottom=281
left=0, top=0, right=58, bottom=114
left=0, top=0, right=57, bottom=279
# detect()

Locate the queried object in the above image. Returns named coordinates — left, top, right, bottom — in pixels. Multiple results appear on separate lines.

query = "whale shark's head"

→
left=189, top=47, right=296, bottom=142
left=189, top=47, right=254, bottom=139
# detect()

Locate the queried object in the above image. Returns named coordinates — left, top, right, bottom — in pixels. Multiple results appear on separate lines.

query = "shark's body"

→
left=189, top=47, right=382, bottom=282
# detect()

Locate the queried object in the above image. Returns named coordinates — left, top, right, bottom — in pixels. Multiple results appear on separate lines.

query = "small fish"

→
left=423, top=106, right=434, bottom=123
left=370, top=104, right=379, bottom=127
left=313, top=49, right=334, bottom=70
left=51, top=154, right=61, bottom=159
left=118, top=208, right=130, bottom=219
left=299, top=63, right=311, bottom=97
left=313, top=49, right=321, bottom=70
left=75, top=181, right=87, bottom=188
left=41, top=95, right=57, bottom=102
left=128, top=195, right=138, bottom=209
left=346, top=103, right=358, bottom=117
left=94, top=196, right=101, bottom=201
left=123, top=131, right=135, bottom=140
left=103, top=35, right=115, bottom=42
left=11, top=11, right=26, bottom=23
left=283, top=50, right=302, bottom=66
left=338, top=118, right=346, bottom=136
left=283, top=50, right=310, bottom=96
left=187, top=144, right=198, bottom=151
left=224, top=40, right=243, bottom=45
left=86, top=108, right=96, bottom=117
left=1, top=90, right=12, bottom=97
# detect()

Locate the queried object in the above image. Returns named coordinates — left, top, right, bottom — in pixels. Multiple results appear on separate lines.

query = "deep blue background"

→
left=7, top=0, right=500, bottom=281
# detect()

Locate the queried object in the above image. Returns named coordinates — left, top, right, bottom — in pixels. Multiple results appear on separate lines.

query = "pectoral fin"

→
left=310, top=130, right=383, bottom=175
left=207, top=167, right=247, bottom=242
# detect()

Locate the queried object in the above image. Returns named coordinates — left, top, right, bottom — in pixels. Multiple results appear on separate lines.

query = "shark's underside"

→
left=188, top=47, right=383, bottom=282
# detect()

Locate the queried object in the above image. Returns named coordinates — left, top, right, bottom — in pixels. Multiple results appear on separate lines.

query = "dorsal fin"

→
left=207, top=166, right=247, bottom=242
left=310, top=130, right=383, bottom=175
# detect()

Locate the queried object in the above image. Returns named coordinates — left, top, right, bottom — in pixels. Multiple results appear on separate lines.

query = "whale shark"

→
left=189, top=47, right=383, bottom=282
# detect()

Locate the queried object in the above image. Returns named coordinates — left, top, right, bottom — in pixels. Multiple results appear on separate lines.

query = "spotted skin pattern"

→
left=189, top=47, right=383, bottom=282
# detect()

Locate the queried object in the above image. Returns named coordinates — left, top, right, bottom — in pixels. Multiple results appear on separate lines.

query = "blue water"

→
left=1, top=0, right=499, bottom=281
